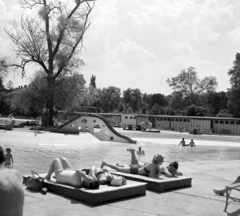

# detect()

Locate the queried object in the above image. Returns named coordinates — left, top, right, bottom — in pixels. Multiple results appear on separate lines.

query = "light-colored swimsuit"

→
left=56, top=170, right=82, bottom=187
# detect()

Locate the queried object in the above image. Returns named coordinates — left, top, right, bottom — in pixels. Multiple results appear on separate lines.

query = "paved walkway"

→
left=1, top=129, right=240, bottom=216
left=22, top=160, right=240, bottom=216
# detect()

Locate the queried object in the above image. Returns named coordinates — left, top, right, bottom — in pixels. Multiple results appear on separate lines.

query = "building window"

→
left=231, top=121, right=234, bottom=125
left=176, top=119, right=178, bottom=122
left=215, top=121, right=218, bottom=123
left=125, top=116, right=128, bottom=119
left=183, top=119, right=186, bottom=122
left=225, top=121, right=229, bottom=124
left=236, top=121, right=240, bottom=125
left=130, top=117, right=132, bottom=119
left=134, top=116, right=136, bottom=119
left=220, top=121, right=223, bottom=124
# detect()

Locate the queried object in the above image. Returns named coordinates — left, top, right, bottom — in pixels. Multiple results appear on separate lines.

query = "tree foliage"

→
left=5, top=0, right=95, bottom=126
left=123, top=88, right=143, bottom=113
left=184, top=104, right=208, bottom=116
left=227, top=53, right=240, bottom=117
left=100, top=86, right=121, bottom=113
left=167, top=67, right=218, bottom=106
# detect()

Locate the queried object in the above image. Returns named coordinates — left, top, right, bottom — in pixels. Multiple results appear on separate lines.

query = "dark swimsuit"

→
left=130, top=164, right=142, bottom=174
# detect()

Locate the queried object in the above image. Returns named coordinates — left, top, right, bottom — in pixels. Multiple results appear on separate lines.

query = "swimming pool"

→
left=1, top=135, right=240, bottom=176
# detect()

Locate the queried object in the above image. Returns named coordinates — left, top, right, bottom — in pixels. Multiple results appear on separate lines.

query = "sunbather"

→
left=101, top=151, right=164, bottom=178
left=213, top=176, right=240, bottom=195
left=82, top=166, right=127, bottom=186
left=116, top=149, right=182, bottom=177
left=45, top=157, right=100, bottom=189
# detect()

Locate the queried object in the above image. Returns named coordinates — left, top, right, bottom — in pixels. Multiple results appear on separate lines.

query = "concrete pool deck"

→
left=0, top=129, right=240, bottom=216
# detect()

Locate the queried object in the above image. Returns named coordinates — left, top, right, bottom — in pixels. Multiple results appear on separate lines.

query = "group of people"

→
left=140, top=121, right=152, bottom=132
left=100, top=148, right=182, bottom=178
left=179, top=138, right=196, bottom=147
left=44, top=147, right=183, bottom=191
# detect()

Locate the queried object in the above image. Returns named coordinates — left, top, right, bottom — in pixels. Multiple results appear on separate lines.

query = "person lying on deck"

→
left=213, top=176, right=240, bottom=196
left=45, top=157, right=100, bottom=189
left=82, top=166, right=127, bottom=186
left=101, top=151, right=164, bottom=178
left=116, top=149, right=182, bottom=177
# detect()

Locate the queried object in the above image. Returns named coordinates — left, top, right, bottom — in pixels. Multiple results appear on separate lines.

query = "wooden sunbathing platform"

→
left=23, top=174, right=147, bottom=206
left=109, top=171, right=192, bottom=193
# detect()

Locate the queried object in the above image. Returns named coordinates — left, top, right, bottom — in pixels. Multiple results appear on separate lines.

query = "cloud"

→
left=169, top=41, right=199, bottom=57
left=228, top=28, right=240, bottom=45
left=115, top=38, right=159, bottom=68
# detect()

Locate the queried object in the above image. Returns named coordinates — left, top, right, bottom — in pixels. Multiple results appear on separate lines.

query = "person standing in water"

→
left=4, top=148, right=14, bottom=168
left=179, top=138, right=187, bottom=146
left=189, top=139, right=196, bottom=147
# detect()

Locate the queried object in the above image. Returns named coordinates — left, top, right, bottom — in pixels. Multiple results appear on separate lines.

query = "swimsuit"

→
left=130, top=164, right=142, bottom=174
left=144, top=167, right=151, bottom=175
left=56, top=170, right=82, bottom=187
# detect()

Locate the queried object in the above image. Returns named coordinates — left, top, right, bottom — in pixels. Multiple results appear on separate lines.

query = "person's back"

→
left=179, top=138, right=186, bottom=146
left=0, top=168, right=24, bottom=216
left=138, top=163, right=155, bottom=176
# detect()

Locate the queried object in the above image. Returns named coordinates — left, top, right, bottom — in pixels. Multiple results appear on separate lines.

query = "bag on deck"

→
left=26, top=171, right=44, bottom=192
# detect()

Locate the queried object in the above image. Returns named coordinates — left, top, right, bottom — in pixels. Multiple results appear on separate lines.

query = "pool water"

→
left=1, top=139, right=240, bottom=176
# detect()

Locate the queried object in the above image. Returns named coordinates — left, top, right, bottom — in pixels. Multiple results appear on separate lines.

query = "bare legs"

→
left=115, top=149, right=139, bottom=167
left=127, top=149, right=139, bottom=165
left=45, top=157, right=73, bottom=180
left=213, top=176, right=240, bottom=195
left=100, top=148, right=140, bottom=174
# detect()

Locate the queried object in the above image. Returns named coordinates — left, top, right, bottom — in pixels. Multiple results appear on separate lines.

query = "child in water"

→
left=5, top=148, right=14, bottom=167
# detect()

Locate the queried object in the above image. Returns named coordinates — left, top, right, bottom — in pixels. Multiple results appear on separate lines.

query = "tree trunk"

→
left=47, top=75, right=54, bottom=127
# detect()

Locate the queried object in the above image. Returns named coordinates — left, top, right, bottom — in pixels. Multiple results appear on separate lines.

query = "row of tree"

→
left=0, top=0, right=239, bottom=127
left=0, top=53, right=239, bottom=121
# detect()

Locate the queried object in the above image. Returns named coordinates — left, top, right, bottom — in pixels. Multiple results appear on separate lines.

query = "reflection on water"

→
left=1, top=140, right=240, bottom=175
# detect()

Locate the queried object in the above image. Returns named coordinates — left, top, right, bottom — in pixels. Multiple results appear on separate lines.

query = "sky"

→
left=0, top=0, right=239, bottom=95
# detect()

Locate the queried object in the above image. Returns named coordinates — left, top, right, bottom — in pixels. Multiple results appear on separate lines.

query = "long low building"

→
left=99, top=113, right=240, bottom=135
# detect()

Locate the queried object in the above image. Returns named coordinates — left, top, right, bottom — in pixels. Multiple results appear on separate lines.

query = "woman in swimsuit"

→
left=82, top=166, right=127, bottom=186
left=101, top=150, right=164, bottom=178
left=45, top=157, right=100, bottom=189
left=114, top=149, right=182, bottom=177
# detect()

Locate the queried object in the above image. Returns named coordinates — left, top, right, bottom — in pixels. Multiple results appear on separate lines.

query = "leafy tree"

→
left=123, top=88, right=143, bottom=112
left=9, top=72, right=87, bottom=117
left=167, top=92, right=187, bottom=111
left=5, top=0, right=96, bottom=126
left=167, top=67, right=218, bottom=106
left=216, top=109, right=233, bottom=118
left=150, top=103, right=164, bottom=115
left=184, top=104, right=208, bottom=116
left=6, top=81, right=13, bottom=90
left=201, top=91, right=228, bottom=116
left=227, top=53, right=240, bottom=117
left=164, top=107, right=176, bottom=115
left=100, top=86, right=121, bottom=113
left=90, top=75, right=96, bottom=89
left=151, top=93, right=166, bottom=108
left=0, top=58, right=8, bottom=78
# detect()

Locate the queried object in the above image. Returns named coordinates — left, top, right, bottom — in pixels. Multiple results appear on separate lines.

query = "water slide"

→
left=59, top=113, right=137, bottom=144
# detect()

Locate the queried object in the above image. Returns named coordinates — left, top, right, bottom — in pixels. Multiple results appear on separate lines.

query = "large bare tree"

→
left=5, top=0, right=95, bottom=126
